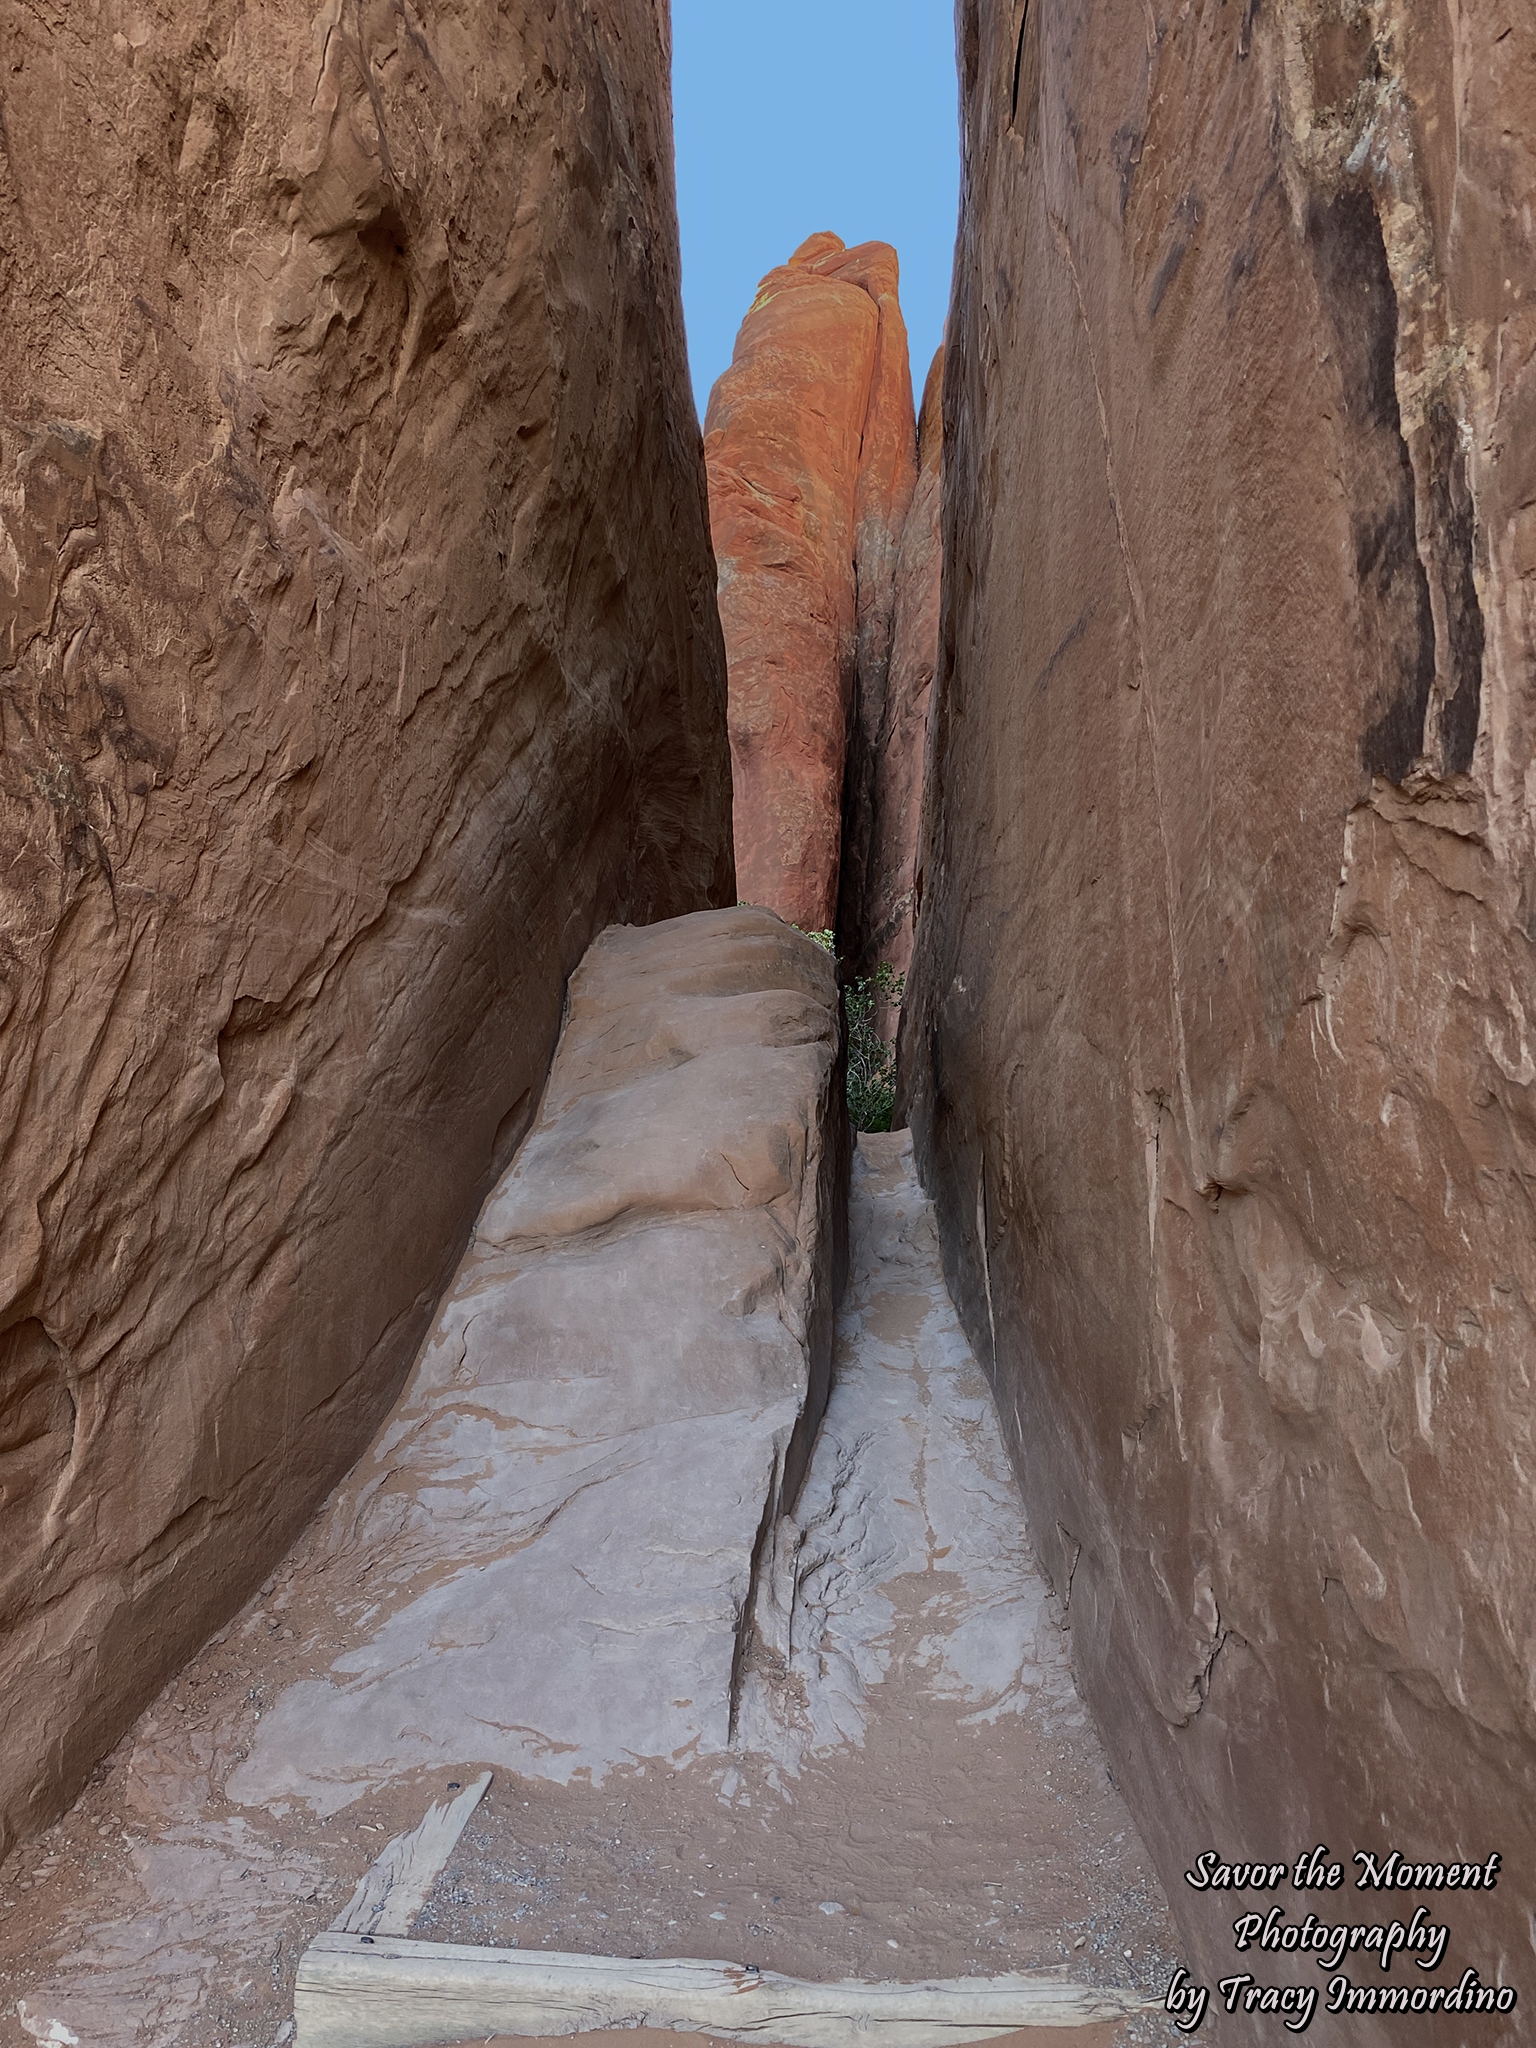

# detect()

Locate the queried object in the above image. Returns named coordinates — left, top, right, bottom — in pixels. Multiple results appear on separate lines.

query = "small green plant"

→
left=845, top=960, right=904, bottom=1133
left=799, top=929, right=904, bottom=1133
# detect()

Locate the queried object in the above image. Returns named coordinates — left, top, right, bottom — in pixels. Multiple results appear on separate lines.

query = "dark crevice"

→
left=1010, top=2, right=1030, bottom=122
left=1307, top=187, right=1435, bottom=784
left=1424, top=399, right=1486, bottom=773
left=1008, top=1, right=1041, bottom=150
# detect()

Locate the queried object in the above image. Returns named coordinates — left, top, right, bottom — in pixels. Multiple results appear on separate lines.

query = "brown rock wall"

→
left=906, top=0, right=1536, bottom=2027
left=0, top=0, right=731, bottom=1858
left=867, top=346, right=944, bottom=991
left=705, top=235, right=916, bottom=936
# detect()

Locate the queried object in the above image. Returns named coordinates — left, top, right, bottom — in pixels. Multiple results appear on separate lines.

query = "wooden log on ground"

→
left=292, top=1935, right=1156, bottom=2048
left=331, top=1774, right=493, bottom=1938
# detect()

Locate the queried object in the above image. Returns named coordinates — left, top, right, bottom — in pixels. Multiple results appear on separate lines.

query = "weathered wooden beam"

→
left=330, top=1773, right=493, bottom=1938
left=293, top=1935, right=1155, bottom=2048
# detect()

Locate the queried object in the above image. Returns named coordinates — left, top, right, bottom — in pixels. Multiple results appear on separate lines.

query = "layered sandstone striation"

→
left=906, top=0, right=1536, bottom=2024
left=704, top=234, right=917, bottom=937
left=0, top=0, right=731, bottom=1860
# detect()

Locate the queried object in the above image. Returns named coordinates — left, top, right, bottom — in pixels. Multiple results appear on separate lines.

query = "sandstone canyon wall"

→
left=704, top=235, right=916, bottom=940
left=866, top=346, right=944, bottom=990
left=906, top=0, right=1536, bottom=2020
left=0, top=0, right=731, bottom=1859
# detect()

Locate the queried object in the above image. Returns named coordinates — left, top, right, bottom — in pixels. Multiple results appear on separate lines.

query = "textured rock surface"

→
left=0, top=0, right=731, bottom=1862
left=705, top=235, right=916, bottom=934
left=863, top=346, right=944, bottom=991
left=906, top=0, right=1536, bottom=2029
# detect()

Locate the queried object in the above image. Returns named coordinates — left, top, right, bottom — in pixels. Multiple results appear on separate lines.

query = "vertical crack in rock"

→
left=1009, top=2, right=1043, bottom=151
left=734, top=1135, right=1080, bottom=1777
left=727, top=1442, right=787, bottom=1750
left=862, top=347, right=946, bottom=993
left=1307, top=184, right=1436, bottom=782
left=1283, top=0, right=1488, bottom=787
left=1422, top=397, right=1486, bottom=775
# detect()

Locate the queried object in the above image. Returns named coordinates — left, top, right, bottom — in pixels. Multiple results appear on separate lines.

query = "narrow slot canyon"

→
left=1, top=5, right=1534, bottom=2048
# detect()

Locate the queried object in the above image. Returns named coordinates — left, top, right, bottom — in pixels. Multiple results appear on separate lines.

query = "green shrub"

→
left=800, top=929, right=904, bottom=1133
left=845, top=961, right=904, bottom=1133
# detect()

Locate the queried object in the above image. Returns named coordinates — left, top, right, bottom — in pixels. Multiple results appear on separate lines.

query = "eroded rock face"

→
left=0, top=0, right=731, bottom=1859
left=705, top=234, right=917, bottom=935
left=907, top=0, right=1536, bottom=2019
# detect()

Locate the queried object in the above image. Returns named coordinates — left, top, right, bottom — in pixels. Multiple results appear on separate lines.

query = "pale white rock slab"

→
left=226, top=909, right=845, bottom=1817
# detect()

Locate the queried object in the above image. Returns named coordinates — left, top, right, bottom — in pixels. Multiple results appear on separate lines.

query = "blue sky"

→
left=670, top=2, right=962, bottom=422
